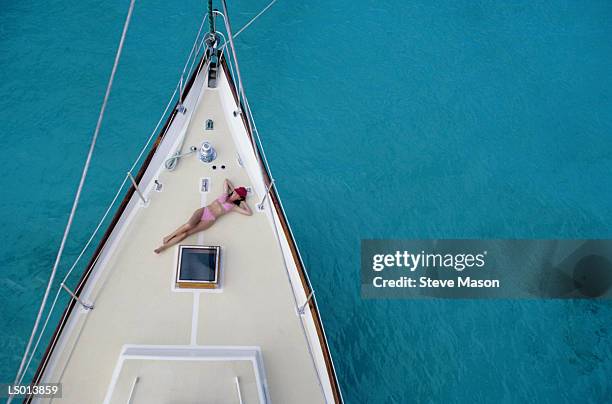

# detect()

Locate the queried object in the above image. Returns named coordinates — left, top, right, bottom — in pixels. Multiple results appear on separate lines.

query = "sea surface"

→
left=1, top=0, right=611, bottom=403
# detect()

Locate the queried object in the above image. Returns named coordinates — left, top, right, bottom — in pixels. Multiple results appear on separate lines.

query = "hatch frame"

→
left=175, top=245, right=221, bottom=289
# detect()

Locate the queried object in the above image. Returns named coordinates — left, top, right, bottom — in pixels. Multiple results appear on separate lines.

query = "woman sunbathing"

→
left=154, top=179, right=252, bottom=253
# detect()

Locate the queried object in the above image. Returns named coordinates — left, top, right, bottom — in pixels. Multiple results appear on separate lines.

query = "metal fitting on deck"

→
left=199, top=141, right=217, bottom=163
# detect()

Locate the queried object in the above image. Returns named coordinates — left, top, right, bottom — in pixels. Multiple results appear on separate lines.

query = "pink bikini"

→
left=201, top=194, right=234, bottom=221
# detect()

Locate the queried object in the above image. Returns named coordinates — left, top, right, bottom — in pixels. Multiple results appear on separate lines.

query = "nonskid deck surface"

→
left=40, top=78, right=326, bottom=403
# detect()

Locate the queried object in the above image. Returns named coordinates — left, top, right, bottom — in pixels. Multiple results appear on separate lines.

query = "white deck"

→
left=36, top=65, right=332, bottom=403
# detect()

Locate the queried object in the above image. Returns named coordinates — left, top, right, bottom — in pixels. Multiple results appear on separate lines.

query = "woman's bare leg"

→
left=184, top=220, right=214, bottom=236
left=163, top=208, right=204, bottom=244
left=155, top=219, right=214, bottom=254
left=156, top=231, right=189, bottom=254
left=163, top=225, right=191, bottom=244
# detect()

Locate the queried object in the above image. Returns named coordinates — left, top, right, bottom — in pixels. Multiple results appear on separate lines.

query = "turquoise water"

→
left=1, top=0, right=612, bottom=402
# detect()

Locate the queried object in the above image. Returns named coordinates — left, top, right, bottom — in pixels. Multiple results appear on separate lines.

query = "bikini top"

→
left=216, top=194, right=235, bottom=212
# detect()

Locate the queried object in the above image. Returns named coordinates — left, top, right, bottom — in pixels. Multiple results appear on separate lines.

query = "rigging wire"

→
left=9, top=0, right=137, bottom=397
left=234, top=0, right=277, bottom=38
left=16, top=83, right=180, bottom=386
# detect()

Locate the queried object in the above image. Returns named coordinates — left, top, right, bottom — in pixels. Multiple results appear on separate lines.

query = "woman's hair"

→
left=231, top=194, right=245, bottom=206
left=229, top=188, right=246, bottom=205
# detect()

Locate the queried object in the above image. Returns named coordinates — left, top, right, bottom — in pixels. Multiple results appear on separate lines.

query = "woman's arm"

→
left=224, top=178, right=234, bottom=194
left=233, top=201, right=252, bottom=216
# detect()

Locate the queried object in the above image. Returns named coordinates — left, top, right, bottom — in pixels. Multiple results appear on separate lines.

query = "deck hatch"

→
left=176, top=245, right=220, bottom=289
